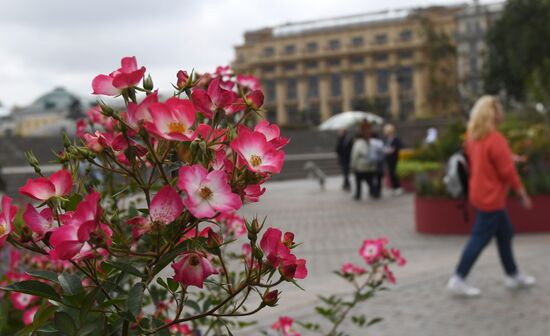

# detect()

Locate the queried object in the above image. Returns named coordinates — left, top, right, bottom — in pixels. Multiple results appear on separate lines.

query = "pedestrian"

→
left=447, top=95, right=535, bottom=297
left=336, top=129, right=354, bottom=191
left=383, top=124, right=403, bottom=196
left=351, top=122, right=382, bottom=200
left=367, top=131, right=385, bottom=199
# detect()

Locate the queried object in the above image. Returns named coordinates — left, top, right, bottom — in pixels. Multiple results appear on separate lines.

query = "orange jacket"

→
left=466, top=130, right=523, bottom=211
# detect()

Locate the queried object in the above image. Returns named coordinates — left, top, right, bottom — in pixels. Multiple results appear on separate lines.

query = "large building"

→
left=456, top=0, right=503, bottom=107
left=10, top=87, right=94, bottom=136
left=233, top=5, right=465, bottom=125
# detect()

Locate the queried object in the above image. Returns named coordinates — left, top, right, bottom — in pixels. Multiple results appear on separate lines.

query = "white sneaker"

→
left=447, top=275, right=481, bottom=297
left=392, top=188, right=404, bottom=196
left=505, top=273, right=536, bottom=289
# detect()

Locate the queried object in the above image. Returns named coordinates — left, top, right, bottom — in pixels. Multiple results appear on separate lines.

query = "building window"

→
left=350, top=56, right=364, bottom=64
left=375, top=34, right=387, bottom=45
left=399, top=51, right=413, bottom=60
left=262, top=65, right=275, bottom=73
left=327, top=58, right=341, bottom=67
left=351, top=36, right=364, bottom=47
left=266, top=108, right=277, bottom=123
left=263, top=47, right=275, bottom=57
left=397, top=67, right=413, bottom=91
left=287, top=104, right=300, bottom=124
left=399, top=30, right=413, bottom=41
left=353, top=72, right=364, bottom=96
left=305, top=60, right=318, bottom=69
left=376, top=69, right=389, bottom=94
left=286, top=78, right=297, bottom=100
left=306, top=42, right=318, bottom=52
left=307, top=76, right=319, bottom=98
left=470, top=57, right=478, bottom=72
left=283, top=63, right=296, bottom=71
left=330, top=74, right=341, bottom=97
left=328, top=39, right=341, bottom=50
left=307, top=103, right=321, bottom=124
left=330, top=102, right=341, bottom=116
left=374, top=53, right=388, bottom=62
left=285, top=45, right=296, bottom=55
left=264, top=80, right=276, bottom=102
left=399, top=98, right=414, bottom=120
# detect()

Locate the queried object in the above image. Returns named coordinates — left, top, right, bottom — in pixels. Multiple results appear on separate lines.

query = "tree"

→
left=484, top=0, right=550, bottom=101
left=418, top=14, right=460, bottom=116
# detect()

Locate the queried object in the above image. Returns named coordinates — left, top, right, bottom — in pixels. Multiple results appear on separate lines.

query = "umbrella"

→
left=318, top=111, right=384, bottom=131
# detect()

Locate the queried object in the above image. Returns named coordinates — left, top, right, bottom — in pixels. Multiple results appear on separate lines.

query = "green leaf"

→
left=63, top=194, right=83, bottom=211
left=184, top=300, right=201, bottom=312
left=59, top=273, right=84, bottom=296
left=367, top=317, right=383, bottom=326
left=126, top=283, right=145, bottom=320
left=166, top=278, right=179, bottom=292
left=2, top=280, right=61, bottom=302
left=27, top=270, right=60, bottom=284
left=80, top=287, right=100, bottom=322
left=103, top=261, right=144, bottom=278
left=33, top=304, right=58, bottom=327
left=77, top=323, right=99, bottom=336
left=54, top=312, right=77, bottom=335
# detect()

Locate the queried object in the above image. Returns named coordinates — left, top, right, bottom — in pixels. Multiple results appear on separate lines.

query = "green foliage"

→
left=413, top=121, right=466, bottom=161
left=397, top=160, right=442, bottom=179
left=484, top=0, right=550, bottom=101
left=417, top=14, right=459, bottom=116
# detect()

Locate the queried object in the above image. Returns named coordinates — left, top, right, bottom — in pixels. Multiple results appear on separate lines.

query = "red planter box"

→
left=385, top=176, right=415, bottom=193
left=415, top=194, right=550, bottom=235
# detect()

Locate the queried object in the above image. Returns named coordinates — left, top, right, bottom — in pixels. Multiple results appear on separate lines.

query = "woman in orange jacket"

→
left=447, top=96, right=535, bottom=297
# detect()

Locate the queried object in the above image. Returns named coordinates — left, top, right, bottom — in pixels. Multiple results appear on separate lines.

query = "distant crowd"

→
left=336, top=122, right=403, bottom=200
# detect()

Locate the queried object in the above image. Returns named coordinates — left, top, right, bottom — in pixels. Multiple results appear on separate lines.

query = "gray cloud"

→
left=0, top=0, right=458, bottom=110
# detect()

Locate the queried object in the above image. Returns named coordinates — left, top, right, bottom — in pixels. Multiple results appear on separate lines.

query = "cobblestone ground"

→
left=238, top=177, right=550, bottom=336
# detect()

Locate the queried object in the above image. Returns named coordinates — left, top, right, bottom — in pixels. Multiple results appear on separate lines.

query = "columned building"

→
left=233, top=5, right=463, bottom=125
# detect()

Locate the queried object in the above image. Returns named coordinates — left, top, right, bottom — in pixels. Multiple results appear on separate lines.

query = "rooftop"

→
left=245, top=3, right=467, bottom=40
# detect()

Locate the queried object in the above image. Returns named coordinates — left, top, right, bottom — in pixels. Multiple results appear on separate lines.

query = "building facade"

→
left=10, top=87, right=92, bottom=137
left=456, top=1, right=503, bottom=108
left=233, top=5, right=464, bottom=126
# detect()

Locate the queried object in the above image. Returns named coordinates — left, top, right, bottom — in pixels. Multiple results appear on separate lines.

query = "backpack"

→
left=443, top=148, right=469, bottom=199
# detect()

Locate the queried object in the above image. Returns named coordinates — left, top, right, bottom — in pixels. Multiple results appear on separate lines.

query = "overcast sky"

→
left=0, top=0, right=463, bottom=112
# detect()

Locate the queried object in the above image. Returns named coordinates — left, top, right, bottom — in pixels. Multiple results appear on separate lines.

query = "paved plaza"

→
left=239, top=177, right=550, bottom=336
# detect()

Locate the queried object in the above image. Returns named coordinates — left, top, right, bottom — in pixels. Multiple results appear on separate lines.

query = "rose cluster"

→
left=0, top=57, right=306, bottom=335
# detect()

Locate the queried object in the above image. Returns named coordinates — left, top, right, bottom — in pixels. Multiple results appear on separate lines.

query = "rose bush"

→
left=267, top=238, right=405, bottom=336
left=0, top=57, right=307, bottom=335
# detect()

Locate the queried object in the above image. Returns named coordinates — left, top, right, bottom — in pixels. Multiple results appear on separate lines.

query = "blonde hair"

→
left=467, top=95, right=502, bottom=140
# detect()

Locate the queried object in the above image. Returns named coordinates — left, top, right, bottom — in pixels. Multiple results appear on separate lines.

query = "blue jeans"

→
left=455, top=209, right=518, bottom=278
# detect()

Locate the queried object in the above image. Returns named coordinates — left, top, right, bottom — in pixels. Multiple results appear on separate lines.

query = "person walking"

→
left=447, top=96, right=535, bottom=297
left=383, top=124, right=403, bottom=196
left=336, top=129, right=354, bottom=191
left=366, top=131, right=385, bottom=199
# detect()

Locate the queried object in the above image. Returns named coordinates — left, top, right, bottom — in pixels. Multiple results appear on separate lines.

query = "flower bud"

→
left=176, top=70, right=189, bottom=89
left=20, top=226, right=33, bottom=243
left=99, top=102, right=114, bottom=117
left=262, top=290, right=279, bottom=307
left=283, top=232, right=294, bottom=247
left=62, top=133, right=72, bottom=148
left=252, top=246, right=264, bottom=260
left=246, top=217, right=262, bottom=236
left=143, top=74, right=154, bottom=91
left=206, top=228, right=223, bottom=250
left=25, top=151, right=41, bottom=176
left=25, top=151, right=39, bottom=168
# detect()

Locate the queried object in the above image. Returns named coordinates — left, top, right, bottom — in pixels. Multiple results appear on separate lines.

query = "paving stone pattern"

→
left=238, top=177, right=550, bottom=336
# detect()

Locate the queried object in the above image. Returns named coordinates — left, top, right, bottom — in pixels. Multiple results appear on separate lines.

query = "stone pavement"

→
left=237, top=176, right=550, bottom=336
